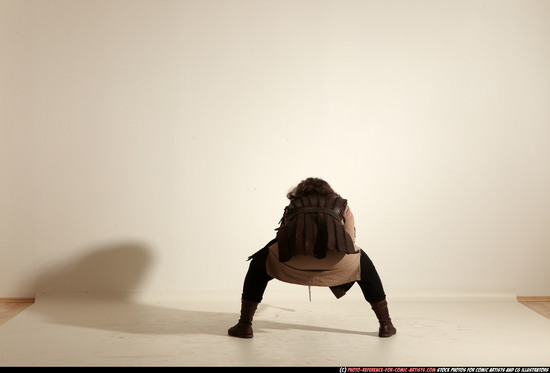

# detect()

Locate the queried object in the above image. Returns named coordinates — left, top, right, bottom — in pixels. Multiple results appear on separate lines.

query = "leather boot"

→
left=370, top=299, right=397, bottom=337
left=228, top=300, right=259, bottom=338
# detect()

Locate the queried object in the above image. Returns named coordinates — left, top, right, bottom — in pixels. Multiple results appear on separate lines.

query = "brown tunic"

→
left=266, top=205, right=361, bottom=287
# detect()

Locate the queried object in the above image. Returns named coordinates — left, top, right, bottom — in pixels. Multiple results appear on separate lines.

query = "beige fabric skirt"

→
left=265, top=242, right=361, bottom=287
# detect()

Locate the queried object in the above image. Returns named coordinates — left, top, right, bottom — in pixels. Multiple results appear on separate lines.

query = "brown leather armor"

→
left=276, top=195, right=356, bottom=262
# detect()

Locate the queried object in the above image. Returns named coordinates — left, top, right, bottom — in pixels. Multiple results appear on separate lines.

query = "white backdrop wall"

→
left=1, top=0, right=549, bottom=298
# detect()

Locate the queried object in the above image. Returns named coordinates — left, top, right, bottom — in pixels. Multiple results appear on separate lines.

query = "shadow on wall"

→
left=31, top=241, right=153, bottom=297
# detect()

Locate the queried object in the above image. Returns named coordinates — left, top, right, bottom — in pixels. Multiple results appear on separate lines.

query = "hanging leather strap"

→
left=276, top=195, right=355, bottom=262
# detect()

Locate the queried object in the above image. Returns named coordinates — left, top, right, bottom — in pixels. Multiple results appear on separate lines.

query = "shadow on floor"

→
left=28, top=296, right=379, bottom=338
left=25, top=240, right=378, bottom=338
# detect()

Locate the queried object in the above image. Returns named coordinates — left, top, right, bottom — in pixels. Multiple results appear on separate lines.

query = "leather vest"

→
left=275, top=195, right=356, bottom=262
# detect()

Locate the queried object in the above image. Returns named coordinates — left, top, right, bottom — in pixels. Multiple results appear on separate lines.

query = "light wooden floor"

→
left=1, top=297, right=549, bottom=326
left=517, top=297, right=550, bottom=320
left=1, top=293, right=550, bottom=366
left=0, top=300, right=34, bottom=326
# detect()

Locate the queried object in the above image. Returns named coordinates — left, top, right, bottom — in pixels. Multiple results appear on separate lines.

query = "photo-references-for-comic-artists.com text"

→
left=339, top=368, right=549, bottom=373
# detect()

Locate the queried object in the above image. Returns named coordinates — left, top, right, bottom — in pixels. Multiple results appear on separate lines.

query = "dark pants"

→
left=241, top=241, right=387, bottom=304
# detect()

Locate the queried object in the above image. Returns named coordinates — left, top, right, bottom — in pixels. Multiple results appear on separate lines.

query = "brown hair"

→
left=286, top=177, right=339, bottom=201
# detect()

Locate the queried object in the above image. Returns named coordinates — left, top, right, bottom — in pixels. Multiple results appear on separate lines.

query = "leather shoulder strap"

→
left=284, top=207, right=342, bottom=221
